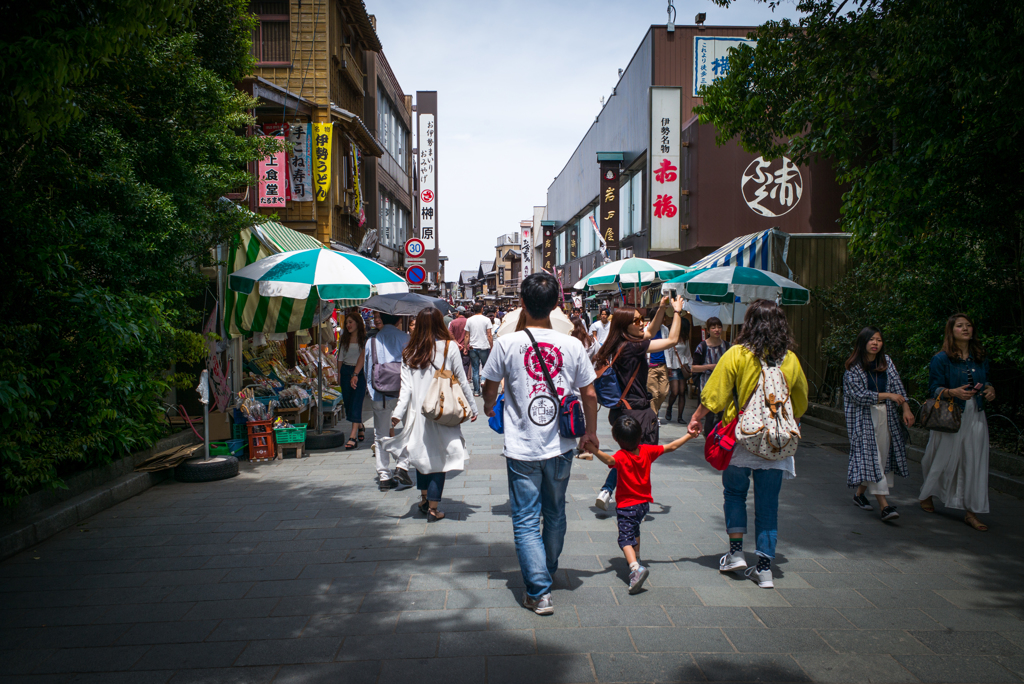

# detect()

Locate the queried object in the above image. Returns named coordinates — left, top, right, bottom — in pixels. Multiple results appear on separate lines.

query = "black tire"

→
left=304, top=430, right=346, bottom=451
left=175, top=455, right=239, bottom=482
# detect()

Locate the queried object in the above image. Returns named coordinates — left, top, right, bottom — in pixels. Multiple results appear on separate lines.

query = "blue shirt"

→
left=928, top=350, right=990, bottom=411
left=649, top=327, right=666, bottom=365
left=364, top=324, right=409, bottom=402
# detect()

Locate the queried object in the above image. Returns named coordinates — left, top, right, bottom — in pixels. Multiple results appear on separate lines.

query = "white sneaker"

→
left=719, top=550, right=747, bottom=573
left=595, top=490, right=612, bottom=510
left=745, top=566, right=774, bottom=588
left=523, top=592, right=554, bottom=615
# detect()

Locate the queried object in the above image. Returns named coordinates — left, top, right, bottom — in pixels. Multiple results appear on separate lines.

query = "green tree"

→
left=696, top=0, right=1024, bottom=423
left=0, top=0, right=277, bottom=504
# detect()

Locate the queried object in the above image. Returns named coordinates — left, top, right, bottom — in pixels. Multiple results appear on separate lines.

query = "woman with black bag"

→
left=919, top=314, right=994, bottom=531
left=590, top=295, right=685, bottom=509
left=842, top=327, right=915, bottom=522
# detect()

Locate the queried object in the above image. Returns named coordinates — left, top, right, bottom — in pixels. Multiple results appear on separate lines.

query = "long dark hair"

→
left=570, top=318, right=593, bottom=348
left=845, top=326, right=888, bottom=371
left=941, top=313, right=985, bottom=361
left=593, top=307, right=644, bottom=367
left=339, top=311, right=366, bottom=348
left=733, top=299, right=794, bottom=365
left=403, top=308, right=453, bottom=370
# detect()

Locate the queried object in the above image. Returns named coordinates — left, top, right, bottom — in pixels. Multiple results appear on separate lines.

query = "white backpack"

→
left=736, top=354, right=801, bottom=460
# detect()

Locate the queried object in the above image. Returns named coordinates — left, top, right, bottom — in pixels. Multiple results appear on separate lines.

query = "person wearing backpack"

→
left=590, top=296, right=686, bottom=510
left=365, top=311, right=411, bottom=490
left=481, top=273, right=599, bottom=616
left=385, top=308, right=477, bottom=521
left=687, top=300, right=808, bottom=589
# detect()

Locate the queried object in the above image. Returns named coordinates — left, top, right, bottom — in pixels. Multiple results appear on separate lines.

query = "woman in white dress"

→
left=386, top=307, right=478, bottom=521
left=919, top=314, right=995, bottom=531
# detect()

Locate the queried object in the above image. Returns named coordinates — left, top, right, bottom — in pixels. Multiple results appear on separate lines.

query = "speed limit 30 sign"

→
left=404, top=238, right=425, bottom=258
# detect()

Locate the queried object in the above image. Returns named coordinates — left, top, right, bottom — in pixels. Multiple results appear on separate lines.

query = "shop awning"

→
left=689, top=228, right=792, bottom=277
left=225, top=220, right=329, bottom=337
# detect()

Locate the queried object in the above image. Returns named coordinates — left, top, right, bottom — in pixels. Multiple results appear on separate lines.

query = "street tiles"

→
left=2, top=405, right=1024, bottom=683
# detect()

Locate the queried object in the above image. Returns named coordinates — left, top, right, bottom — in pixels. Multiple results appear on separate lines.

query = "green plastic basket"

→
left=274, top=423, right=307, bottom=444
left=231, top=423, right=247, bottom=441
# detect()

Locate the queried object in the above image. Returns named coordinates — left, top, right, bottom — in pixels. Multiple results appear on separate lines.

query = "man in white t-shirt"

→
left=588, top=308, right=611, bottom=346
left=465, top=303, right=494, bottom=396
left=482, top=273, right=598, bottom=616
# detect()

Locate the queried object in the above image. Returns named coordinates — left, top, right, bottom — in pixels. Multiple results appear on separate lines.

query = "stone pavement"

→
left=2, top=402, right=1024, bottom=684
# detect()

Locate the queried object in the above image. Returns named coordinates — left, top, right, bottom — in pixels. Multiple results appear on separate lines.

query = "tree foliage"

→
left=696, top=0, right=1024, bottom=425
left=0, top=0, right=276, bottom=504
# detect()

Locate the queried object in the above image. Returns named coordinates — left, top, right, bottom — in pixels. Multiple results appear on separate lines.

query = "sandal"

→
left=418, top=499, right=430, bottom=515
left=345, top=439, right=357, bottom=450
left=965, top=513, right=988, bottom=531
left=357, top=427, right=365, bottom=441
left=427, top=509, right=445, bottom=522
left=919, top=498, right=935, bottom=513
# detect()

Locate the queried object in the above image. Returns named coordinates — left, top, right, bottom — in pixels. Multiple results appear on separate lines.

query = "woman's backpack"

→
left=736, top=354, right=801, bottom=460
left=593, top=346, right=640, bottom=410
left=422, top=340, right=471, bottom=426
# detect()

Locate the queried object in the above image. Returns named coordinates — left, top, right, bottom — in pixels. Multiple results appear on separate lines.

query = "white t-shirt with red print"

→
left=482, top=328, right=597, bottom=462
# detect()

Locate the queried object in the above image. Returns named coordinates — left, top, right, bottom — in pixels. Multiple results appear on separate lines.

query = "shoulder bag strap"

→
left=524, top=329, right=559, bottom=400
left=369, top=337, right=379, bottom=390
left=618, top=360, right=641, bottom=411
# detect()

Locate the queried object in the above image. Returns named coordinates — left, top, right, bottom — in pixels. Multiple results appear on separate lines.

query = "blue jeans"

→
left=722, top=466, right=784, bottom=559
left=469, top=348, right=490, bottom=393
left=416, top=471, right=446, bottom=502
left=506, top=450, right=574, bottom=599
left=601, top=469, right=617, bottom=494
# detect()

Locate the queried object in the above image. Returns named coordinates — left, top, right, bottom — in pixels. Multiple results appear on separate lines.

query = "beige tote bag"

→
left=422, top=340, right=471, bottom=426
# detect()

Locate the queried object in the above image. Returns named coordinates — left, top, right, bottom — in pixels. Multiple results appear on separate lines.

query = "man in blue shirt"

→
left=365, top=313, right=410, bottom=490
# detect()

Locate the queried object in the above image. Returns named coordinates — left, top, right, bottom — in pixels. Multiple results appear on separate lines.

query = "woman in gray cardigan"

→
left=843, top=327, right=915, bottom=521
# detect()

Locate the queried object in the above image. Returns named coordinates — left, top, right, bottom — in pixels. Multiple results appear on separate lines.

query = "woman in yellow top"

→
left=688, top=300, right=808, bottom=589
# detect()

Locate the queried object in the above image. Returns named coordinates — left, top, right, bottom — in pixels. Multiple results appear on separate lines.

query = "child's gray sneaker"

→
left=523, top=592, right=554, bottom=615
left=628, top=565, right=650, bottom=594
left=719, top=550, right=747, bottom=572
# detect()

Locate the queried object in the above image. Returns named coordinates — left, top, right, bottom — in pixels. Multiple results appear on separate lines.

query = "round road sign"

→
left=406, top=265, right=427, bottom=284
left=404, top=238, right=425, bottom=258
left=420, top=189, right=434, bottom=204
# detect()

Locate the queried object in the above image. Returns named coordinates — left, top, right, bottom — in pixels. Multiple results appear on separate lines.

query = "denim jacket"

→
left=928, top=351, right=990, bottom=411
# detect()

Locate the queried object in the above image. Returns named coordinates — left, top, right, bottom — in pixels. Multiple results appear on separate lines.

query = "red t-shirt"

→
left=610, top=444, right=665, bottom=507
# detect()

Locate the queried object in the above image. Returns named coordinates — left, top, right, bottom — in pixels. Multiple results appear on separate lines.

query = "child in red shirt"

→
left=586, top=415, right=697, bottom=594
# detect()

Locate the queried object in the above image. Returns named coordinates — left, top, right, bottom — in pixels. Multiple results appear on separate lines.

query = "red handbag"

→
left=703, top=388, right=742, bottom=471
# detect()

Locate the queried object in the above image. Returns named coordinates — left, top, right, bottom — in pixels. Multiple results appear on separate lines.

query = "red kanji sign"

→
left=653, top=194, right=678, bottom=219
left=420, top=189, right=434, bottom=204
left=654, top=158, right=678, bottom=184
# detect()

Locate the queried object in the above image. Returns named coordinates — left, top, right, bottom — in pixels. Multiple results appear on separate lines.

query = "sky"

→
left=370, top=0, right=802, bottom=279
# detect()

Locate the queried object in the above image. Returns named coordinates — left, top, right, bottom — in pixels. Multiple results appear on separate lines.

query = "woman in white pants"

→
left=384, top=308, right=477, bottom=520
left=842, top=327, right=915, bottom=522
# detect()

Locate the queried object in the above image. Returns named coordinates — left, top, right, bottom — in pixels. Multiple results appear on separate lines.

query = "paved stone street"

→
left=3, top=404, right=1024, bottom=684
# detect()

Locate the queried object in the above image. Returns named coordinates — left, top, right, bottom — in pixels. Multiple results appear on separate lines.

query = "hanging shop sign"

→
left=650, top=87, right=681, bottom=252
left=569, top=225, right=579, bottom=261
left=418, top=113, right=436, bottom=250
left=313, top=122, right=332, bottom=202
left=693, top=37, right=757, bottom=96
left=542, top=224, right=554, bottom=272
left=289, top=123, right=313, bottom=202
left=599, top=163, right=620, bottom=250
left=498, top=264, right=505, bottom=285
left=263, top=124, right=292, bottom=202
left=258, top=134, right=287, bottom=208
left=521, top=225, right=533, bottom=278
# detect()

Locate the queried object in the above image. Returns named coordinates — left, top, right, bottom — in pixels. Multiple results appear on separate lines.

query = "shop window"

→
left=620, top=177, right=632, bottom=237
left=250, top=2, right=290, bottom=66
left=630, top=173, right=642, bottom=236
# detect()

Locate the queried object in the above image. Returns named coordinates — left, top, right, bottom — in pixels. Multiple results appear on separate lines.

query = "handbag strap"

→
left=430, top=339, right=450, bottom=373
left=618, top=358, right=641, bottom=411
left=524, top=328, right=560, bottom=401
left=369, top=337, right=379, bottom=391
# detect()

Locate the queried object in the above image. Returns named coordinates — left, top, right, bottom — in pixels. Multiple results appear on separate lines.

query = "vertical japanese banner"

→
left=542, top=226, right=554, bottom=272
left=569, top=226, right=579, bottom=261
left=258, top=135, right=287, bottom=208
left=599, top=163, right=620, bottom=250
left=289, top=123, right=313, bottom=202
left=650, top=87, right=682, bottom=251
left=498, top=264, right=505, bottom=285
left=521, top=226, right=532, bottom=278
left=263, top=124, right=291, bottom=202
left=418, top=112, right=436, bottom=250
left=313, top=122, right=332, bottom=202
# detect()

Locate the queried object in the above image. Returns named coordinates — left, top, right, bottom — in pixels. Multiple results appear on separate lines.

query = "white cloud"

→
left=370, top=0, right=801, bottom=277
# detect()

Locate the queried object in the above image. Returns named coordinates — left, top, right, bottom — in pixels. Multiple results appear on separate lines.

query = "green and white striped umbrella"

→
left=662, top=266, right=809, bottom=305
left=229, top=248, right=408, bottom=302
left=574, top=257, right=691, bottom=291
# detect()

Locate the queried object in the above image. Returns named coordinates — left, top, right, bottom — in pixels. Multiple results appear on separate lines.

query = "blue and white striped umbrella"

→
left=228, top=248, right=408, bottom=303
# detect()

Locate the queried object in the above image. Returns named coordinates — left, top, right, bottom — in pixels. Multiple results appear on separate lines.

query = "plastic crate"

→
left=274, top=423, right=307, bottom=444
left=231, top=423, right=247, bottom=441
left=246, top=420, right=276, bottom=462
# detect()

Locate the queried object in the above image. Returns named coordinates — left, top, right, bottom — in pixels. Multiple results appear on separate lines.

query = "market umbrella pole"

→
left=316, top=323, right=324, bottom=435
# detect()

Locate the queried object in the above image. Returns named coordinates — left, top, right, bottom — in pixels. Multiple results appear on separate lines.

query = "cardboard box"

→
left=207, top=410, right=233, bottom=441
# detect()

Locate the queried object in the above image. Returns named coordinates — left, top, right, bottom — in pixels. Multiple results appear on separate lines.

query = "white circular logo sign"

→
left=741, top=156, right=803, bottom=218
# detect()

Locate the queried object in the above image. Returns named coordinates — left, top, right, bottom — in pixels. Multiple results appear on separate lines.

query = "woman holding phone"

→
left=919, top=314, right=995, bottom=531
